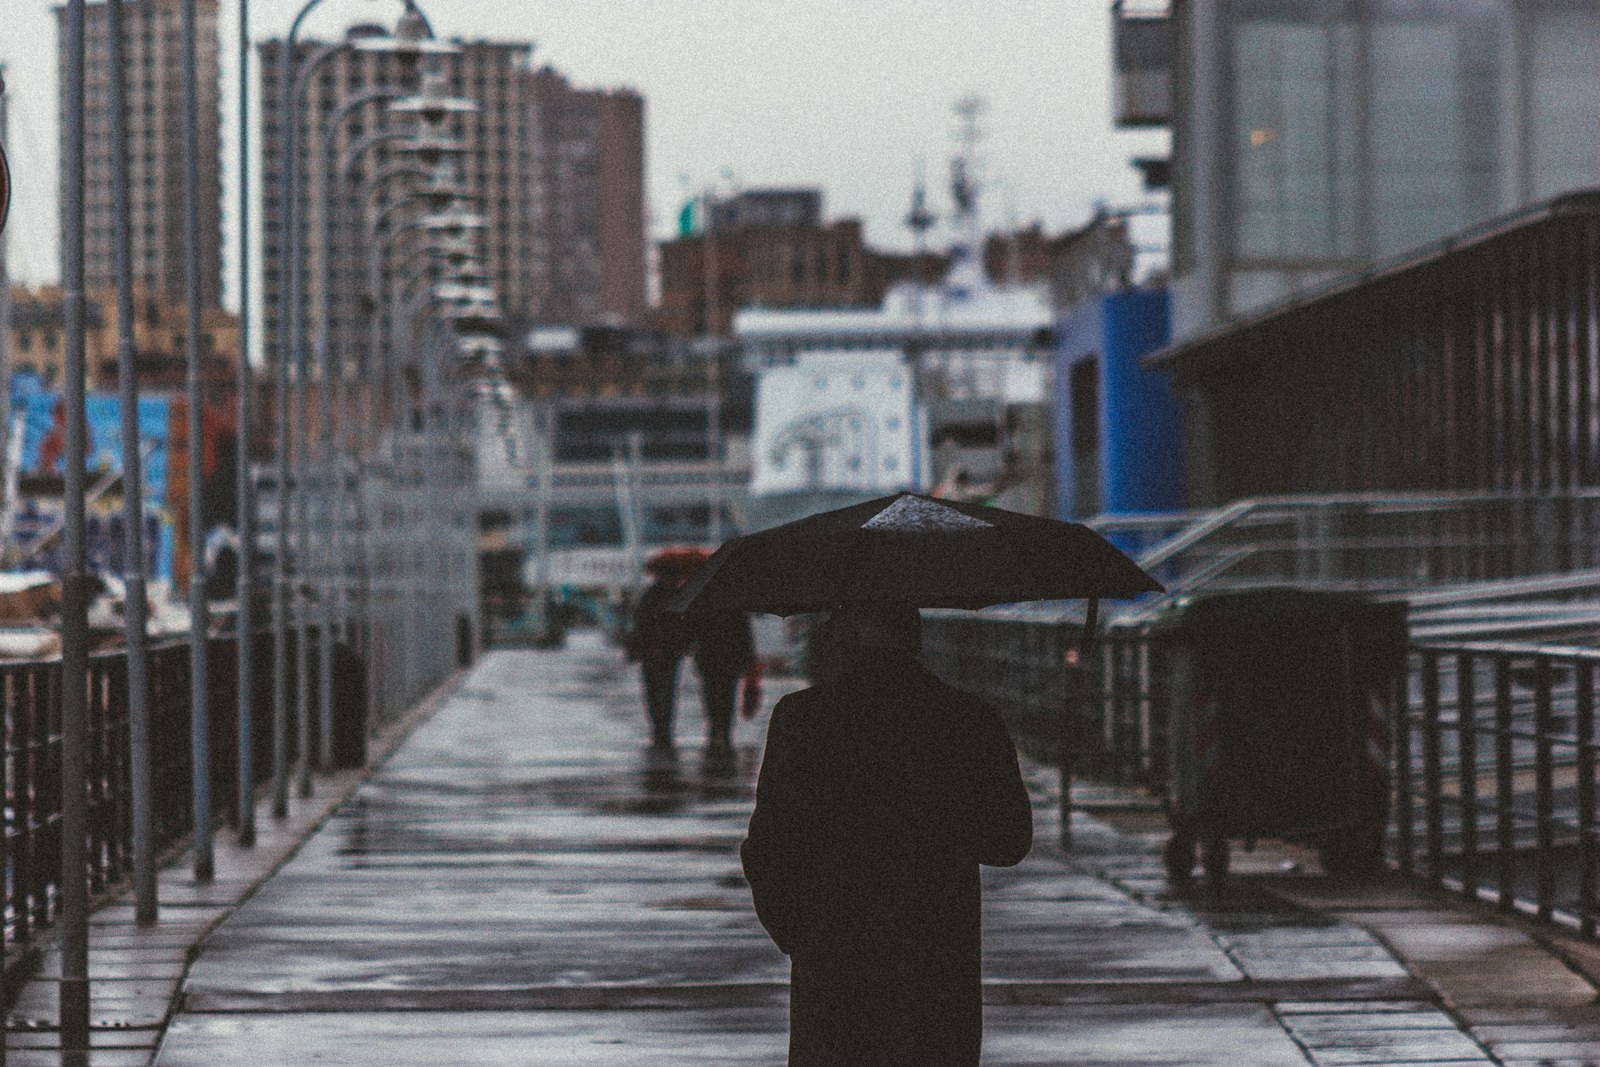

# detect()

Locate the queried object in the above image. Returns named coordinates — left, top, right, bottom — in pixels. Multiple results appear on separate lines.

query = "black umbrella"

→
left=667, top=493, right=1161, bottom=619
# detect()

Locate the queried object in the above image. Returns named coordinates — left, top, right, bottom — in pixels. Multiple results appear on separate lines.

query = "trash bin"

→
left=1153, top=588, right=1407, bottom=885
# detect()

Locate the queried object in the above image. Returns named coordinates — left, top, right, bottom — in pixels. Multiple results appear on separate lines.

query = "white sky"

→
left=0, top=0, right=1169, bottom=312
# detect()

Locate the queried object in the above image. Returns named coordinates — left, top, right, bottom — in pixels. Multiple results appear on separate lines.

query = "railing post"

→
left=1059, top=624, right=1077, bottom=852
left=1421, top=650, right=1444, bottom=882
left=1394, top=656, right=1415, bottom=874
left=1576, top=659, right=1596, bottom=937
left=1533, top=656, right=1556, bottom=922
left=1455, top=652, right=1479, bottom=898
left=1136, top=636, right=1153, bottom=781
left=1494, top=654, right=1515, bottom=912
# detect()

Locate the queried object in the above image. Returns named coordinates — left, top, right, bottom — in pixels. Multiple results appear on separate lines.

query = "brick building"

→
left=6, top=284, right=238, bottom=393
left=656, top=189, right=944, bottom=337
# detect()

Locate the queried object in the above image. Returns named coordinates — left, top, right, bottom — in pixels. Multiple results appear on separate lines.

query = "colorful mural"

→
left=7, top=372, right=236, bottom=585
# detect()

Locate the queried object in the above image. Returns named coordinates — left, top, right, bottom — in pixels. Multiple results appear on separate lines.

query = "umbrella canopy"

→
left=667, top=493, right=1161, bottom=617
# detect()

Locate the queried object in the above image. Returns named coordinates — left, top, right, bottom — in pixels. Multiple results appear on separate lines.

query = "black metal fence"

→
left=925, top=612, right=1600, bottom=937
left=923, top=614, right=1165, bottom=786
left=2, top=628, right=325, bottom=975
left=1399, top=641, right=1600, bottom=932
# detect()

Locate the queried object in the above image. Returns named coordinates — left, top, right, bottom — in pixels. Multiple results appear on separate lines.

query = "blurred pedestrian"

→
left=627, top=560, right=691, bottom=747
left=741, top=602, right=1033, bottom=1066
left=691, top=609, right=755, bottom=752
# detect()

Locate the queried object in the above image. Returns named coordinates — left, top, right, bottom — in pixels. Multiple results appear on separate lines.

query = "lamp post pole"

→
left=348, top=160, right=450, bottom=732
left=109, top=0, right=157, bottom=919
left=701, top=190, right=723, bottom=546
left=389, top=253, right=452, bottom=701
left=236, top=0, right=257, bottom=848
left=359, top=197, right=439, bottom=725
left=273, top=0, right=326, bottom=819
left=354, top=173, right=428, bottom=731
left=0, top=67, right=10, bottom=508
left=289, top=41, right=348, bottom=799
left=182, top=0, right=215, bottom=883
left=277, top=8, right=445, bottom=792
left=313, top=91, right=403, bottom=767
left=59, top=0, right=91, bottom=1046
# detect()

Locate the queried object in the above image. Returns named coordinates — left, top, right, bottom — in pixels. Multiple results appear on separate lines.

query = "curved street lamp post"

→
left=272, top=3, right=449, bottom=812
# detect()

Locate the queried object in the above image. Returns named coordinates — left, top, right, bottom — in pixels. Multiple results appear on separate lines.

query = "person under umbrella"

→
left=627, top=550, right=703, bottom=747
left=690, top=607, right=754, bottom=753
left=741, top=601, right=1031, bottom=1066
left=672, top=493, right=1160, bottom=1066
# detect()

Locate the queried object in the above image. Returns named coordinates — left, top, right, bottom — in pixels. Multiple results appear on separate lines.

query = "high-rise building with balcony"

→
left=57, top=0, right=224, bottom=310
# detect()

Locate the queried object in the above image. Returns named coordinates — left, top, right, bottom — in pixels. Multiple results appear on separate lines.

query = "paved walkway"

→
left=128, top=635, right=1600, bottom=1065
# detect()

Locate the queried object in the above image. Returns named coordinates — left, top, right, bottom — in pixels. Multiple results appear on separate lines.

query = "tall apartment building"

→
left=56, top=0, right=224, bottom=310
left=258, top=33, right=646, bottom=377
left=526, top=67, right=647, bottom=329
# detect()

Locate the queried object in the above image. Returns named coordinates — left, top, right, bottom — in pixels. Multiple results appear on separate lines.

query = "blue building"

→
left=1053, top=287, right=1181, bottom=520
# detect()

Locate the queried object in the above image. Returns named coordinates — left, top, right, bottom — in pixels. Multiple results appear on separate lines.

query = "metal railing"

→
left=1399, top=641, right=1600, bottom=932
left=0, top=627, right=338, bottom=987
left=923, top=614, right=1161, bottom=848
left=1088, top=492, right=1600, bottom=616
left=924, top=609, right=1600, bottom=939
left=924, top=615, right=1165, bottom=789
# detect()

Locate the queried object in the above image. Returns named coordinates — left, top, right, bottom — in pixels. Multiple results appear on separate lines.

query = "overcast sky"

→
left=0, top=0, right=1169, bottom=311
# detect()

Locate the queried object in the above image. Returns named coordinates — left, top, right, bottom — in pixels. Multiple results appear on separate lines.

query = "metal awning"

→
left=1143, top=189, right=1600, bottom=377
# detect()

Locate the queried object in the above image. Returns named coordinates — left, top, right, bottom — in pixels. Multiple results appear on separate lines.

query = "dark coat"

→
left=630, top=579, right=688, bottom=663
left=741, top=660, right=1032, bottom=1067
left=691, top=610, right=755, bottom=678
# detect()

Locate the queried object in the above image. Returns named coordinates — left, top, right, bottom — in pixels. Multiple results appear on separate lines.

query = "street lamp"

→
left=381, top=241, right=499, bottom=691
left=342, top=33, right=487, bottom=709
left=309, top=77, right=471, bottom=771
left=353, top=200, right=480, bottom=721
left=348, top=168, right=468, bottom=686
left=271, top=6, right=450, bottom=814
left=387, top=66, right=478, bottom=125
left=312, top=118, right=409, bottom=770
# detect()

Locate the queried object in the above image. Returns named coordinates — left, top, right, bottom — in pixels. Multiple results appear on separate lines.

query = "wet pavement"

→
left=122, top=634, right=1576, bottom=1065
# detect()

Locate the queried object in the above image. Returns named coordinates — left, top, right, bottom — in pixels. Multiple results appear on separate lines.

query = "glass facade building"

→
left=1164, top=0, right=1600, bottom=339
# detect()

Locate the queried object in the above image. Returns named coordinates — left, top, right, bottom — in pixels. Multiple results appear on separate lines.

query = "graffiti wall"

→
left=8, top=372, right=236, bottom=586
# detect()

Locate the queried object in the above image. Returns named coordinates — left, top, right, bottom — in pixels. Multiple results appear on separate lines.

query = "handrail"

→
left=1404, top=567, right=1600, bottom=608
left=1133, top=499, right=1258, bottom=570
left=1414, top=637, right=1600, bottom=659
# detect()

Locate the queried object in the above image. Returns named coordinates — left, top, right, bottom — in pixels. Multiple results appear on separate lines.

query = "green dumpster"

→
left=1153, top=588, right=1407, bottom=885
